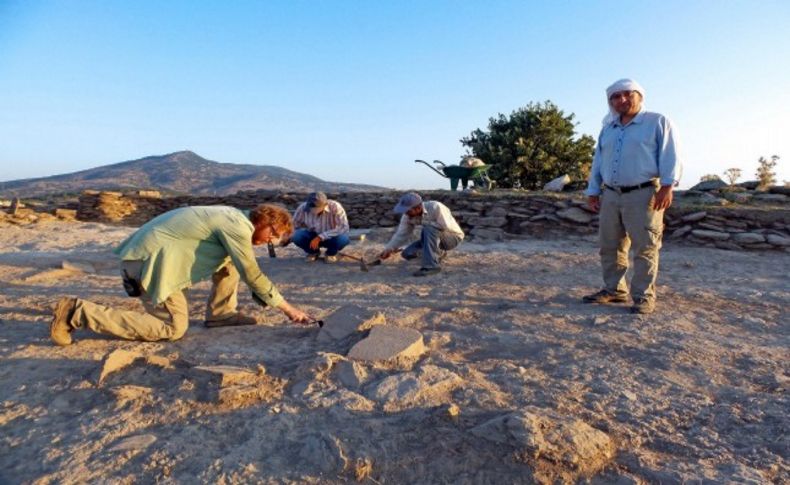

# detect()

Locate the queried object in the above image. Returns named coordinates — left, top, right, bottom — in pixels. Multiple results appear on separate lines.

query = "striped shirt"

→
left=292, top=199, right=350, bottom=240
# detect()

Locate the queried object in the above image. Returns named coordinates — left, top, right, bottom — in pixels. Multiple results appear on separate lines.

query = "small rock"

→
left=591, top=316, right=610, bottom=326
left=334, top=360, right=368, bottom=388
left=621, top=390, right=637, bottom=401
left=367, top=365, right=462, bottom=411
left=470, top=227, right=505, bottom=241
left=109, top=434, right=157, bottom=452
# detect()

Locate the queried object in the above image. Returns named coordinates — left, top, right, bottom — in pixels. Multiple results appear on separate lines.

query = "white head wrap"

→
left=602, top=78, right=645, bottom=126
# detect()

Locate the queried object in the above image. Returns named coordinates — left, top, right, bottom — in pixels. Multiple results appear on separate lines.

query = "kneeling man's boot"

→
left=204, top=313, right=259, bottom=328
left=50, top=297, right=78, bottom=346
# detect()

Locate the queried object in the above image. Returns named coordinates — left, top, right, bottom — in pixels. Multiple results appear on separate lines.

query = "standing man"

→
left=49, top=204, right=314, bottom=346
left=378, top=192, right=464, bottom=277
left=583, top=78, right=682, bottom=314
left=290, top=192, right=350, bottom=263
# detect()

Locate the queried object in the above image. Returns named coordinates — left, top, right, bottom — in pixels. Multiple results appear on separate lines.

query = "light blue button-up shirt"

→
left=585, top=110, right=682, bottom=196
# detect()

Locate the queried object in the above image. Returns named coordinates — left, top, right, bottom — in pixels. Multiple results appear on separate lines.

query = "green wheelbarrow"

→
left=415, top=159, right=494, bottom=191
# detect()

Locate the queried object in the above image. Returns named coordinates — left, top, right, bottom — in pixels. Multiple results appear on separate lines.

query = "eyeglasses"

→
left=609, top=90, right=639, bottom=101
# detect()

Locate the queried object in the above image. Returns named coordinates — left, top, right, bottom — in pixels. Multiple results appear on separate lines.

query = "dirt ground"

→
left=0, top=219, right=787, bottom=484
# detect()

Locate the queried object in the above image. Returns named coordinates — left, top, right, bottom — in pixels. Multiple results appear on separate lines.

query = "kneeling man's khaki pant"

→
left=70, top=261, right=241, bottom=341
left=598, top=185, right=664, bottom=301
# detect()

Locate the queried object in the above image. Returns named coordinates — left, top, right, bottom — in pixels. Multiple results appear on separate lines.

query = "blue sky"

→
left=1, top=0, right=788, bottom=189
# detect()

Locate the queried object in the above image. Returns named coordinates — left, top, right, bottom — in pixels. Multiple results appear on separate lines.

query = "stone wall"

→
left=75, top=189, right=790, bottom=251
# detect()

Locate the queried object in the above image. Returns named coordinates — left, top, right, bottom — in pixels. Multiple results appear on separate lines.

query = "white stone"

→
left=348, top=325, right=425, bottom=362
left=317, top=305, right=385, bottom=343
left=543, top=174, right=570, bottom=192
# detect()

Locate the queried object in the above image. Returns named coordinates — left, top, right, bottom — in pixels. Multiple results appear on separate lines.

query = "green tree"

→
left=460, top=101, right=595, bottom=189
left=756, top=155, right=779, bottom=189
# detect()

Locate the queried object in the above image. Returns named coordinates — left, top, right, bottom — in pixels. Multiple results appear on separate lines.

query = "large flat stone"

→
left=348, top=325, right=425, bottom=363
left=691, top=229, right=730, bottom=241
left=732, top=232, right=765, bottom=244
left=317, top=305, right=385, bottom=343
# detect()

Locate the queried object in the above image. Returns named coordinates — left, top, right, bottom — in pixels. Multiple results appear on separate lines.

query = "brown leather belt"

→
left=603, top=180, right=656, bottom=194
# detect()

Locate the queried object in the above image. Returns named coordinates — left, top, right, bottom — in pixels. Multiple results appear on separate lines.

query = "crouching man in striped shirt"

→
left=290, top=192, right=351, bottom=263
left=378, top=192, right=464, bottom=277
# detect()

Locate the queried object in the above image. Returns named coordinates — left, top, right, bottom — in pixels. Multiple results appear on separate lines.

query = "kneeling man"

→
left=290, top=192, right=350, bottom=263
left=378, top=192, right=464, bottom=277
left=50, top=204, right=313, bottom=345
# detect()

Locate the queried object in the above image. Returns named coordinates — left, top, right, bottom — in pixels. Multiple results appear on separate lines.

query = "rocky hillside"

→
left=0, top=151, right=386, bottom=197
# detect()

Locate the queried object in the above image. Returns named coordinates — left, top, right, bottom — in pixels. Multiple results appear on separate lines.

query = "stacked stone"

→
left=73, top=189, right=789, bottom=251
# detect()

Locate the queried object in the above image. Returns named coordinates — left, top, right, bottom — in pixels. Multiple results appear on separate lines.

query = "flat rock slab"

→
left=348, top=325, right=425, bottom=363
left=556, top=207, right=592, bottom=224
left=317, top=305, right=385, bottom=343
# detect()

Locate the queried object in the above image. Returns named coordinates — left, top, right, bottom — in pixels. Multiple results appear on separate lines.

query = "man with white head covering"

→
left=583, top=78, right=682, bottom=314
left=377, top=192, right=464, bottom=277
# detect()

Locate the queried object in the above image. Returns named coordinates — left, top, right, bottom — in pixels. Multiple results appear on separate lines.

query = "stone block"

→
left=486, top=206, right=508, bottom=217
left=348, top=325, right=425, bottom=363
left=691, top=229, right=730, bottom=241
left=670, top=225, right=693, bottom=238
left=766, top=234, right=790, bottom=246
left=732, top=233, right=765, bottom=244
left=466, top=216, right=507, bottom=227
left=470, top=227, right=505, bottom=241
left=682, top=211, right=707, bottom=222
left=317, top=305, right=385, bottom=343
left=556, top=207, right=592, bottom=224
left=334, top=360, right=369, bottom=388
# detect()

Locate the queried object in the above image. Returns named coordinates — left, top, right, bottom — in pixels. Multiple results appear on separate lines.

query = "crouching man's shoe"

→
left=204, top=313, right=259, bottom=328
left=630, top=298, right=656, bottom=315
left=50, top=297, right=78, bottom=346
left=413, top=267, right=441, bottom=277
left=582, top=289, right=629, bottom=304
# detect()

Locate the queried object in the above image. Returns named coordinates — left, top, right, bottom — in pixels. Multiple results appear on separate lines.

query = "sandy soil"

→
left=0, top=220, right=787, bottom=484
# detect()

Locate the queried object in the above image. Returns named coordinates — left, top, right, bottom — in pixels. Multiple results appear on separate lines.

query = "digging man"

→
left=377, top=192, right=464, bottom=277
left=50, top=204, right=314, bottom=345
left=583, top=78, right=682, bottom=314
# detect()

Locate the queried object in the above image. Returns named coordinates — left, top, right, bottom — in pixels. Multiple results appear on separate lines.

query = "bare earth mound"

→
left=0, top=220, right=787, bottom=483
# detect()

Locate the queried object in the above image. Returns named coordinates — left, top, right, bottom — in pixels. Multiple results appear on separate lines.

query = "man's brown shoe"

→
left=50, top=297, right=77, bottom=346
left=582, top=289, right=629, bottom=304
left=204, top=313, right=258, bottom=328
left=630, top=298, right=656, bottom=314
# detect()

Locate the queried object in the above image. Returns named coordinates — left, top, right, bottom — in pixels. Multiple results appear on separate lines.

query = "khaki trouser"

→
left=598, top=184, right=664, bottom=301
left=70, top=261, right=241, bottom=342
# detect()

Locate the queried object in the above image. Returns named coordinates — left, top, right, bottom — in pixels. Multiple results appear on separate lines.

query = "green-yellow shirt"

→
left=113, top=206, right=283, bottom=308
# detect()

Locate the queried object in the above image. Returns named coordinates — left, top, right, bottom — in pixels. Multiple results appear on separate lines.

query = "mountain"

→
left=0, top=151, right=387, bottom=197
